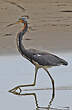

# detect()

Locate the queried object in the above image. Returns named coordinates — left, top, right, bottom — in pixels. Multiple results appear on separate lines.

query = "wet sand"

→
left=0, top=0, right=72, bottom=55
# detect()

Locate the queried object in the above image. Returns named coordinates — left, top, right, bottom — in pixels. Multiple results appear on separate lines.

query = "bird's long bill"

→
left=16, top=19, right=23, bottom=23
left=16, top=21, right=20, bottom=24
left=6, top=20, right=31, bottom=32
left=6, top=21, right=21, bottom=28
left=6, top=22, right=17, bottom=27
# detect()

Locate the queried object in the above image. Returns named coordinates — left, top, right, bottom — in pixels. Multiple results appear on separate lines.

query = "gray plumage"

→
left=32, top=50, right=68, bottom=66
left=20, top=48, right=68, bottom=67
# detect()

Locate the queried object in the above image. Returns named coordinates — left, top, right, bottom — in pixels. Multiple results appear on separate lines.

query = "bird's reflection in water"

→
left=9, top=87, right=69, bottom=110
left=9, top=87, right=54, bottom=110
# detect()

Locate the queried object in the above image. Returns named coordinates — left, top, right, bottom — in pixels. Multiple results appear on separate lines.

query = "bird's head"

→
left=6, top=16, right=31, bottom=32
left=17, top=16, right=29, bottom=24
left=18, top=17, right=27, bottom=23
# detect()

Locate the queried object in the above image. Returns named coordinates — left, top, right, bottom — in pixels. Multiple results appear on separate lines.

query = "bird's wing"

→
left=27, top=48, right=68, bottom=66
left=33, top=54, right=61, bottom=66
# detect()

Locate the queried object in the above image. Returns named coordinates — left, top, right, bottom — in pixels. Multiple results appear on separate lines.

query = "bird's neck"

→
left=16, top=23, right=28, bottom=56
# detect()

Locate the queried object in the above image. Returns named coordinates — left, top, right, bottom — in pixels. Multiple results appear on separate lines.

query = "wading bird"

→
left=9, top=17, right=68, bottom=96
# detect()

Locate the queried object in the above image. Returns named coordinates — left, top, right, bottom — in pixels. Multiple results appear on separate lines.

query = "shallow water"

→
left=0, top=52, right=72, bottom=110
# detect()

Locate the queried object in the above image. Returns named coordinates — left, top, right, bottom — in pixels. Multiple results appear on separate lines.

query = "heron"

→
left=9, top=17, right=68, bottom=96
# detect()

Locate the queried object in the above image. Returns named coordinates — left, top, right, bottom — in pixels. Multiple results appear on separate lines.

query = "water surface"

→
left=0, top=52, right=72, bottom=110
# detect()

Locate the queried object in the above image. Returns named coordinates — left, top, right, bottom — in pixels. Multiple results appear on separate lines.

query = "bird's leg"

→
left=43, top=68, right=55, bottom=97
left=9, top=67, right=38, bottom=93
left=33, top=67, right=38, bottom=86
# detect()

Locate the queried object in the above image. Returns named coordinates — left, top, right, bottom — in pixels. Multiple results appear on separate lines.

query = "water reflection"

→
left=9, top=88, right=69, bottom=110
left=9, top=87, right=54, bottom=110
left=0, top=55, right=71, bottom=109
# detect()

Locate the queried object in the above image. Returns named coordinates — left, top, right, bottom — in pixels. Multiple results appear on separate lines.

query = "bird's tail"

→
left=61, top=59, right=68, bottom=66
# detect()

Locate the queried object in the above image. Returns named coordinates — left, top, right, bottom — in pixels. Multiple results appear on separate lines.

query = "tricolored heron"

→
left=9, top=17, right=68, bottom=96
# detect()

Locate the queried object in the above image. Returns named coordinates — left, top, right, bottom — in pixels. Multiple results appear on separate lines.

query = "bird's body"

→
left=9, top=17, right=68, bottom=96
left=16, top=19, right=68, bottom=68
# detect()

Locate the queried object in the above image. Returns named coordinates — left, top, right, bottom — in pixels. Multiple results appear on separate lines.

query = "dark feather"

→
left=27, top=49, right=68, bottom=66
